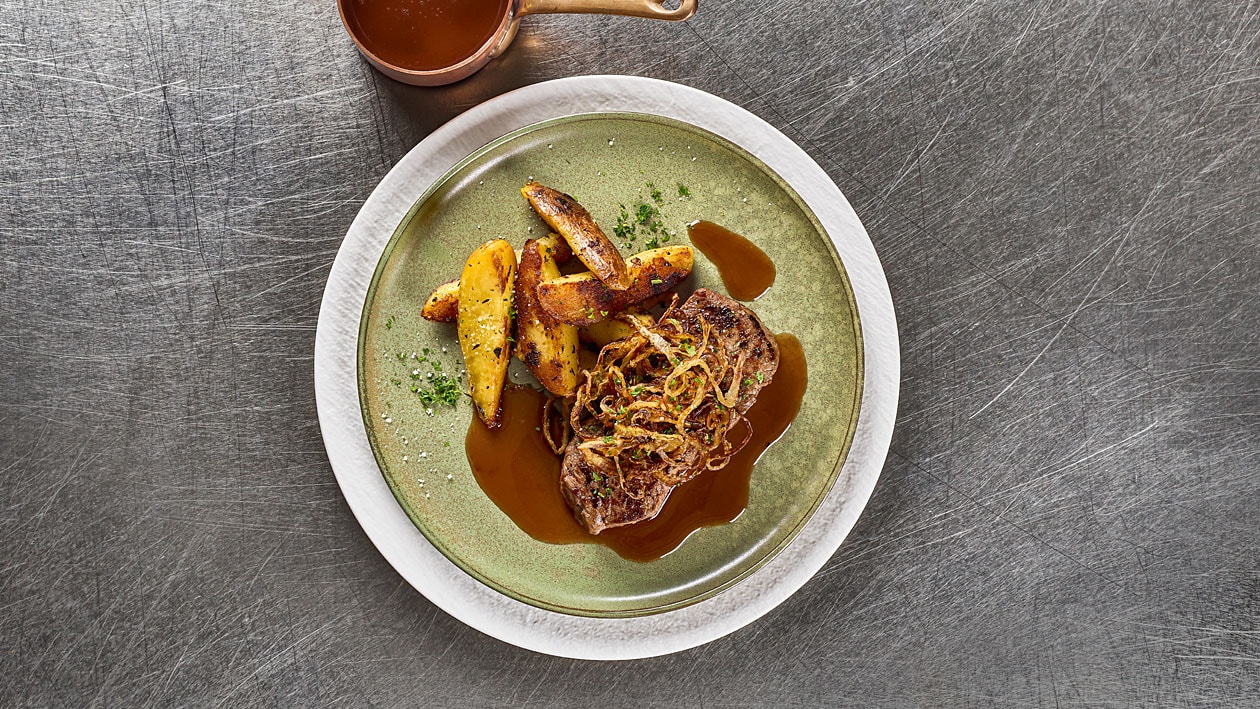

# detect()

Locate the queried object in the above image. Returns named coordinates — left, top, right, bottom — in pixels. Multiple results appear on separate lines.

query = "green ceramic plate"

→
left=358, top=113, right=862, bottom=617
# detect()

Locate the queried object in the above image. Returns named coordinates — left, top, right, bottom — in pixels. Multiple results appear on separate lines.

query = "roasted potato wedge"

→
left=421, top=279, right=459, bottom=322
left=578, top=313, right=654, bottom=348
left=457, top=239, right=516, bottom=427
left=537, top=246, right=693, bottom=326
left=577, top=346, right=598, bottom=374
left=521, top=182, right=631, bottom=291
left=514, top=238, right=580, bottom=396
left=420, top=235, right=571, bottom=324
left=542, top=232, right=574, bottom=265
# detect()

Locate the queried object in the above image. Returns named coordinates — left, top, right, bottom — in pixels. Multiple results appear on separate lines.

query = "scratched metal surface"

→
left=2, top=0, right=1258, bottom=705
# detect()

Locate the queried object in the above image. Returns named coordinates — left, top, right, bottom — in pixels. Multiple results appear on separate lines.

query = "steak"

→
left=560, top=289, right=780, bottom=534
left=673, top=289, right=779, bottom=416
left=560, top=438, right=674, bottom=534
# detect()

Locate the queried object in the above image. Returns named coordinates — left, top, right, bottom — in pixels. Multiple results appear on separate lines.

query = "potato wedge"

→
left=578, top=313, right=654, bottom=348
left=420, top=235, right=571, bottom=324
left=421, top=279, right=459, bottom=322
left=457, top=239, right=516, bottom=427
left=541, top=232, right=574, bottom=265
left=514, top=238, right=580, bottom=396
left=536, top=246, right=693, bottom=326
left=578, top=346, right=598, bottom=374
left=521, top=182, right=631, bottom=291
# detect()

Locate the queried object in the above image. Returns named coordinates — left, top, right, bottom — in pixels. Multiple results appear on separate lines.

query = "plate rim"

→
left=314, top=75, right=900, bottom=660
left=354, top=110, right=867, bottom=617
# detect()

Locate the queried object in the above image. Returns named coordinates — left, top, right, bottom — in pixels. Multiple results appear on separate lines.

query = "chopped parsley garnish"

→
left=385, top=315, right=395, bottom=329
left=650, top=278, right=663, bottom=285
left=614, top=204, right=634, bottom=245
left=677, top=184, right=691, bottom=198
left=415, top=374, right=461, bottom=407
left=636, top=203, right=655, bottom=226
left=613, top=181, right=679, bottom=248
left=406, top=354, right=463, bottom=408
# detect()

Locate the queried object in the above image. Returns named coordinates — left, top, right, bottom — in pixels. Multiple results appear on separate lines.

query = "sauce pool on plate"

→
left=341, top=0, right=509, bottom=72
left=687, top=220, right=777, bottom=301
left=466, top=333, right=807, bottom=562
left=464, top=386, right=589, bottom=546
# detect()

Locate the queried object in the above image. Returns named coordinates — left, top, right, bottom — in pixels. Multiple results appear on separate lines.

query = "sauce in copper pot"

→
left=342, top=0, right=509, bottom=72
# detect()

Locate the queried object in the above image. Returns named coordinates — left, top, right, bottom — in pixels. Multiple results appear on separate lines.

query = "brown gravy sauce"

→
left=342, top=0, right=508, bottom=72
left=465, top=386, right=588, bottom=545
left=466, top=333, right=807, bottom=562
left=687, top=220, right=777, bottom=301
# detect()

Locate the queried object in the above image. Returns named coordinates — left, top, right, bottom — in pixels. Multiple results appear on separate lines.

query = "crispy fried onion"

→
left=541, top=395, right=570, bottom=456
left=570, top=302, right=754, bottom=492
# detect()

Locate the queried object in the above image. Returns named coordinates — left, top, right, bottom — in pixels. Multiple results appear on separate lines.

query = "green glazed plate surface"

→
left=358, top=113, right=862, bottom=617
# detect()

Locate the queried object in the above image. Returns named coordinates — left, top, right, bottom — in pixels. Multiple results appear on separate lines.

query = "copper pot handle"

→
left=518, top=0, right=696, bottom=21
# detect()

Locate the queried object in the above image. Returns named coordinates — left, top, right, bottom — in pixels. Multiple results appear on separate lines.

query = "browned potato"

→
left=457, top=239, right=516, bottom=427
left=514, top=238, right=580, bottom=396
left=577, top=346, right=598, bottom=374
left=578, top=313, right=654, bottom=348
left=543, top=233, right=574, bottom=265
left=421, top=279, right=459, bottom=322
left=521, top=182, right=631, bottom=291
left=537, top=246, right=693, bottom=326
left=420, top=235, right=571, bottom=324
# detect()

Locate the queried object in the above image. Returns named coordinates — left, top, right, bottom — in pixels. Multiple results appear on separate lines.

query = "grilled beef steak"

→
left=560, top=289, right=780, bottom=534
left=559, top=438, right=674, bottom=534
left=674, top=289, right=779, bottom=415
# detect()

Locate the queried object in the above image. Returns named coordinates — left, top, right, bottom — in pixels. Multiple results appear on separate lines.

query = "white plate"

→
left=314, top=75, right=899, bottom=660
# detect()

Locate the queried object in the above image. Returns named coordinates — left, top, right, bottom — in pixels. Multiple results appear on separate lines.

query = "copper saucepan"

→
left=338, top=0, right=698, bottom=86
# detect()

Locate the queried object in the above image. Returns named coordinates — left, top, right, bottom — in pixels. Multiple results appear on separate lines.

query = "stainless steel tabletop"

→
left=3, top=1, right=1258, bottom=705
